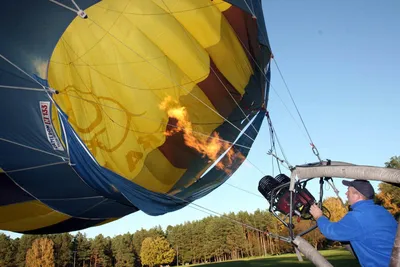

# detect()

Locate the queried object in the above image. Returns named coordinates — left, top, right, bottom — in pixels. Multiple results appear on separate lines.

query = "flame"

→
left=160, top=96, right=244, bottom=175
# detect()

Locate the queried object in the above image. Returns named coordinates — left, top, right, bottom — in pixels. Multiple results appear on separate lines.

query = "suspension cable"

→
left=5, top=161, right=69, bottom=173
left=326, top=179, right=345, bottom=206
left=233, top=29, right=311, bottom=147
left=272, top=59, right=313, bottom=146
left=0, top=85, right=46, bottom=92
left=265, top=112, right=292, bottom=169
left=273, top=60, right=322, bottom=162
left=0, top=54, right=45, bottom=89
left=49, top=0, right=88, bottom=18
left=0, top=137, right=68, bottom=160
left=243, top=0, right=256, bottom=18
left=225, top=182, right=265, bottom=199
left=163, top=190, right=288, bottom=241
left=49, top=0, right=78, bottom=13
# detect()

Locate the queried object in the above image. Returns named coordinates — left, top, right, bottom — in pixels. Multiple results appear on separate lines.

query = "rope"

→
left=0, top=54, right=46, bottom=89
left=227, top=2, right=323, bottom=164
left=5, top=161, right=68, bottom=173
left=1, top=170, right=116, bottom=221
left=0, top=85, right=47, bottom=92
left=0, top=54, right=71, bottom=166
left=187, top=195, right=288, bottom=241
left=48, top=0, right=78, bottom=13
left=272, top=60, right=313, bottom=145
left=243, top=0, right=256, bottom=18
left=273, top=59, right=322, bottom=162
left=265, top=112, right=292, bottom=169
left=268, top=117, right=280, bottom=176
left=243, top=3, right=322, bottom=163
left=325, top=179, right=346, bottom=208
left=0, top=137, right=68, bottom=160
left=267, top=149, right=290, bottom=171
left=221, top=10, right=303, bottom=171
left=70, top=0, right=81, bottom=11
left=234, top=35, right=310, bottom=144
left=49, top=0, right=88, bottom=18
left=0, top=54, right=59, bottom=97
left=225, top=182, right=265, bottom=199
left=165, top=191, right=288, bottom=241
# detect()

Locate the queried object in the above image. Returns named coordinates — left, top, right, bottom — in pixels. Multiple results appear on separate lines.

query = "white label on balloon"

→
left=40, top=101, right=65, bottom=151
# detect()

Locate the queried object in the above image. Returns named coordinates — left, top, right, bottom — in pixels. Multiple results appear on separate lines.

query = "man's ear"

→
left=356, top=192, right=365, bottom=201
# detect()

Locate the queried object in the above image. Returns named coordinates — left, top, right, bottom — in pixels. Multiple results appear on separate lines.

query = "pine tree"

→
left=52, top=232, right=73, bottom=267
left=111, top=233, right=135, bottom=267
left=15, top=235, right=37, bottom=267
left=0, top=233, right=16, bottom=266
left=90, top=234, right=112, bottom=267
left=75, top=232, right=91, bottom=267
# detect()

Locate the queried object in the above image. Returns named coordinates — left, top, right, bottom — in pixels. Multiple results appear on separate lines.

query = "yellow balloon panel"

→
left=0, top=201, right=70, bottom=232
left=150, top=0, right=228, bottom=48
left=133, top=149, right=187, bottom=192
left=206, top=16, right=253, bottom=93
left=48, top=0, right=251, bottom=191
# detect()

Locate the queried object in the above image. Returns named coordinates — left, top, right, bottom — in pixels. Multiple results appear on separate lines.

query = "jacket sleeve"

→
left=316, top=212, right=363, bottom=241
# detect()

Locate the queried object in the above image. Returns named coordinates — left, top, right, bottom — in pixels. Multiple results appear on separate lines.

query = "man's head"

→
left=342, top=179, right=375, bottom=205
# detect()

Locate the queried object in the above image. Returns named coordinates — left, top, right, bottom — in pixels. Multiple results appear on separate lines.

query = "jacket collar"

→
left=351, top=199, right=374, bottom=210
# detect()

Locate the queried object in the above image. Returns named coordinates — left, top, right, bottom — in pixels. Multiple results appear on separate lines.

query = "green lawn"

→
left=190, top=249, right=360, bottom=267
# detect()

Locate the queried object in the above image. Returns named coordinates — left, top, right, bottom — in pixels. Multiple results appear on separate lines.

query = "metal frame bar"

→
left=267, top=178, right=326, bottom=241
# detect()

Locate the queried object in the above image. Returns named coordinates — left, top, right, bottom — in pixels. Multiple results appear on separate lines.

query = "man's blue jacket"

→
left=317, top=200, right=397, bottom=267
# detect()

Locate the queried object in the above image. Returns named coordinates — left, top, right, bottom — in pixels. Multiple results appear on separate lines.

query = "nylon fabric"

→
left=0, top=201, right=70, bottom=232
left=0, top=0, right=271, bottom=233
left=49, top=0, right=253, bottom=193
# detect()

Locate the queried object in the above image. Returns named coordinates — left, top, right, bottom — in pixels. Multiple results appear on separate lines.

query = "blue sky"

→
left=3, top=0, right=399, bottom=239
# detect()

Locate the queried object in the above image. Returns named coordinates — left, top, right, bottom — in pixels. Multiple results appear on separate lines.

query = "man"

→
left=310, top=179, right=397, bottom=267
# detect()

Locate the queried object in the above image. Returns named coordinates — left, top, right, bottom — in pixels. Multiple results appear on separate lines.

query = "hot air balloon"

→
left=0, top=0, right=271, bottom=234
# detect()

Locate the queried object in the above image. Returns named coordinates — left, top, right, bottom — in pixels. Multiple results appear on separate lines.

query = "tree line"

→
left=0, top=156, right=398, bottom=267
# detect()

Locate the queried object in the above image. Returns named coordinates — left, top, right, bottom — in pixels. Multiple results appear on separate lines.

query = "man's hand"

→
left=310, top=204, right=323, bottom=220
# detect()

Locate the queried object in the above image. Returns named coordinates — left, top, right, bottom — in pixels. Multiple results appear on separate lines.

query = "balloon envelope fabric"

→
left=0, top=0, right=271, bottom=234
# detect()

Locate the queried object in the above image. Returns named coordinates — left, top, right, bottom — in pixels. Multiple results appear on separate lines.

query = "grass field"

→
left=190, top=249, right=360, bottom=267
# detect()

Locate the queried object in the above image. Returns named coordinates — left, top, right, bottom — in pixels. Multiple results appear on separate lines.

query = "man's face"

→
left=345, top=186, right=362, bottom=205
